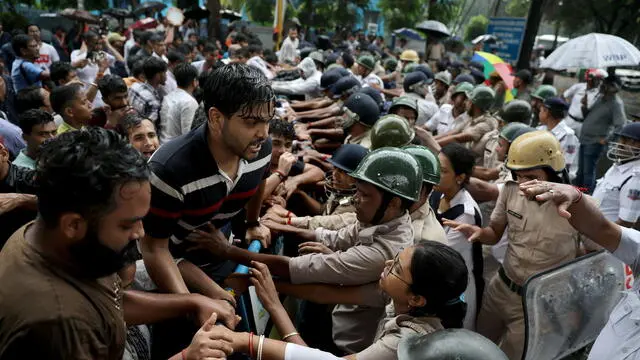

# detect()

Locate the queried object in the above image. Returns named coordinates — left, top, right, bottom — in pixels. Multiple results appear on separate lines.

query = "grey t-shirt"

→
left=580, top=94, right=626, bottom=145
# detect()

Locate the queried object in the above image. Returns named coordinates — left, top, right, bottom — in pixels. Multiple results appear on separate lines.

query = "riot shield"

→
left=397, top=329, right=508, bottom=360
left=521, top=250, right=625, bottom=360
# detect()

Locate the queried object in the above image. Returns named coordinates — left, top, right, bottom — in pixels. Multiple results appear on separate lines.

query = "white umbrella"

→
left=540, top=33, right=640, bottom=70
left=472, top=34, right=498, bottom=45
left=415, top=20, right=451, bottom=38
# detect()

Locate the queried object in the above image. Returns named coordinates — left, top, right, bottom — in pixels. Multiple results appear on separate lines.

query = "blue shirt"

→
left=12, top=150, right=35, bottom=170
left=11, top=58, right=43, bottom=92
left=0, top=117, right=25, bottom=159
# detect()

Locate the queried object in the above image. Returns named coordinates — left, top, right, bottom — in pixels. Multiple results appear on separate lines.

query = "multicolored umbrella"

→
left=471, top=51, right=515, bottom=102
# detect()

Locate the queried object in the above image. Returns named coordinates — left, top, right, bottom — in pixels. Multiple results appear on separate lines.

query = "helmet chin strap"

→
left=371, top=191, right=394, bottom=225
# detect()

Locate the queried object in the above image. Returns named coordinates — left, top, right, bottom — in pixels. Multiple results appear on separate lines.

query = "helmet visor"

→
left=607, top=141, right=640, bottom=163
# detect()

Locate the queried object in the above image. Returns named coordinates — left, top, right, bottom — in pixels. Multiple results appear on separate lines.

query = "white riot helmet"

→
left=607, top=123, right=640, bottom=163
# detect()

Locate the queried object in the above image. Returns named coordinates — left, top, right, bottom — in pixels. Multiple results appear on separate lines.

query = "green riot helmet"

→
left=498, top=100, right=532, bottom=124
left=350, top=147, right=423, bottom=202
left=389, top=96, right=419, bottom=123
left=402, top=145, right=441, bottom=185
left=467, top=85, right=495, bottom=112
left=451, top=81, right=474, bottom=98
left=356, top=55, right=375, bottom=70
left=370, top=114, right=416, bottom=150
left=499, top=123, right=535, bottom=143
left=384, top=57, right=398, bottom=72
left=531, top=85, right=558, bottom=101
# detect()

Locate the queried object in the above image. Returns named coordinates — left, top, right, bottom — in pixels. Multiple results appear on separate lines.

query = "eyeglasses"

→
left=386, top=252, right=412, bottom=287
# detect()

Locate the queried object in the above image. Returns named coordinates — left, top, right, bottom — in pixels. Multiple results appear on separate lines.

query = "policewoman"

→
left=444, top=130, right=582, bottom=359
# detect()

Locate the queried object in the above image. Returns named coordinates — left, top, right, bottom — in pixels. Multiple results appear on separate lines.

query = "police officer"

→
left=370, top=114, right=416, bottom=150
left=341, top=92, right=381, bottom=148
left=592, top=122, right=640, bottom=227
left=433, top=72, right=452, bottom=106
left=355, top=55, right=384, bottom=90
left=389, top=96, right=419, bottom=127
left=403, top=145, right=448, bottom=244
left=530, top=84, right=558, bottom=127
left=216, top=148, right=421, bottom=353
left=399, top=49, right=420, bottom=69
left=437, top=85, right=499, bottom=162
left=403, top=71, right=439, bottom=126
left=397, top=329, right=508, bottom=360
left=430, top=82, right=474, bottom=136
left=294, top=75, right=361, bottom=122
left=537, top=97, right=579, bottom=181
left=444, top=131, right=582, bottom=359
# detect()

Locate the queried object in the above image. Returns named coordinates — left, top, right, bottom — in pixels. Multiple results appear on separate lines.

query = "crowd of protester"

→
left=0, top=15, right=636, bottom=360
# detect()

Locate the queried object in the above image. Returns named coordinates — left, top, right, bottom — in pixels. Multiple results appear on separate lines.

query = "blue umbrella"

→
left=393, top=28, right=424, bottom=41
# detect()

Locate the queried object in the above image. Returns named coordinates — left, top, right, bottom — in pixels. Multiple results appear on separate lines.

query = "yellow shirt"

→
left=57, top=121, right=80, bottom=134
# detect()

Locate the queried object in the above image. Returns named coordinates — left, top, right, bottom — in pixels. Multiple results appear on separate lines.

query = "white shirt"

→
left=162, top=70, right=177, bottom=96
left=71, top=49, right=115, bottom=84
left=159, top=88, right=199, bottom=144
left=278, top=36, right=299, bottom=64
left=592, top=159, right=640, bottom=223
left=191, top=60, right=206, bottom=75
left=564, top=83, right=599, bottom=121
left=34, top=42, right=59, bottom=71
left=426, top=104, right=457, bottom=135
left=361, top=72, right=383, bottom=89
left=405, top=92, right=439, bottom=126
left=538, top=119, right=580, bottom=181
left=124, top=37, right=135, bottom=63
left=246, top=56, right=273, bottom=79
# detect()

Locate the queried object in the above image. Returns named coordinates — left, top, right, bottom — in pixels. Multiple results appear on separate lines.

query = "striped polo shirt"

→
left=143, top=123, right=272, bottom=261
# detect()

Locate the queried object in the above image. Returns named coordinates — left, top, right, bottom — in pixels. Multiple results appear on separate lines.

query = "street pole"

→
left=516, top=0, right=546, bottom=70
left=77, top=0, right=85, bottom=10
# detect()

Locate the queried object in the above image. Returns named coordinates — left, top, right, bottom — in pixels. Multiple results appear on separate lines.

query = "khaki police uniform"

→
left=592, top=158, right=640, bottom=223
left=345, top=130, right=372, bottom=149
left=289, top=212, right=414, bottom=353
left=477, top=181, right=580, bottom=360
left=482, top=129, right=501, bottom=170
left=290, top=193, right=357, bottom=230
left=461, top=114, right=500, bottom=160
left=411, top=200, right=448, bottom=244
left=537, top=120, right=580, bottom=181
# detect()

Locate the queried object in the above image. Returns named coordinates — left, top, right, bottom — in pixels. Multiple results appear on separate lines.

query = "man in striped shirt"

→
left=140, top=63, right=274, bottom=298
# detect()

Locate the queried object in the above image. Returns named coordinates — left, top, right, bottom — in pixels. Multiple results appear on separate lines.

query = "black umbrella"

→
left=184, top=6, right=210, bottom=20
left=133, top=1, right=167, bottom=17
left=102, top=8, right=133, bottom=19
left=220, top=9, right=242, bottom=20
left=59, top=8, right=100, bottom=24
left=415, top=20, right=451, bottom=38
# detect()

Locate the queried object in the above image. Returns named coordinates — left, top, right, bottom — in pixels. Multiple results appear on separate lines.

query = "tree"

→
left=378, top=0, right=425, bottom=32
left=464, top=14, right=488, bottom=41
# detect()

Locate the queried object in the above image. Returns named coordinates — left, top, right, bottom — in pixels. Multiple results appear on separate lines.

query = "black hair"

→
left=247, top=44, right=263, bottom=56
left=202, top=63, right=275, bottom=119
left=132, top=29, right=145, bottom=42
left=203, top=42, right=218, bottom=55
left=268, top=118, right=295, bottom=140
left=167, top=50, right=185, bottom=65
left=50, top=62, right=75, bottom=86
left=132, top=60, right=145, bottom=79
left=15, top=86, right=46, bottom=113
left=36, top=127, right=149, bottom=227
left=174, top=63, right=198, bottom=88
left=140, top=31, right=154, bottom=46
left=83, top=30, right=99, bottom=41
left=11, top=34, right=32, bottom=56
left=177, top=43, right=194, bottom=55
left=142, top=56, right=168, bottom=81
left=234, top=32, right=248, bottom=44
left=18, top=109, right=55, bottom=134
left=26, top=23, right=40, bottom=32
left=50, top=83, right=83, bottom=115
left=408, top=241, right=468, bottom=328
left=116, top=112, right=145, bottom=136
left=341, top=52, right=354, bottom=68
left=440, top=143, right=475, bottom=186
left=234, top=47, right=250, bottom=59
left=98, top=75, right=128, bottom=98
left=548, top=107, right=565, bottom=120
left=150, top=32, right=164, bottom=44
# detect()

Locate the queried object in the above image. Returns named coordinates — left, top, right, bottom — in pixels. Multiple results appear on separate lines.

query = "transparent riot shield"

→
left=521, top=250, right=625, bottom=360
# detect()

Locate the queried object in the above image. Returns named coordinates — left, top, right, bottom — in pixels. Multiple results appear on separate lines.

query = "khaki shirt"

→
left=345, top=130, right=372, bottom=149
left=462, top=114, right=499, bottom=157
left=289, top=212, right=414, bottom=353
left=410, top=201, right=447, bottom=244
left=289, top=194, right=357, bottom=230
left=357, top=302, right=443, bottom=360
left=491, top=181, right=579, bottom=285
left=482, top=129, right=501, bottom=170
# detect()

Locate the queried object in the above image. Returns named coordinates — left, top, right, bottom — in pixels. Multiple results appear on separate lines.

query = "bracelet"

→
left=281, top=331, right=299, bottom=341
left=181, top=349, right=187, bottom=360
left=249, top=332, right=254, bottom=358
left=274, top=170, right=288, bottom=180
left=572, top=186, right=584, bottom=204
left=257, top=335, right=265, bottom=360
left=286, top=211, right=292, bottom=218
left=287, top=217, right=292, bottom=225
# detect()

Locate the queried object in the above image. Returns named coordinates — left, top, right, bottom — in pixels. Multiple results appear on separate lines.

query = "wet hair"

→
left=18, top=109, right=55, bottom=134
left=341, top=52, right=354, bottom=68
left=268, top=118, right=295, bottom=141
left=140, top=31, right=154, bottom=46
left=11, top=34, right=33, bottom=56
left=50, top=62, right=75, bottom=86
left=203, top=42, right=218, bottom=55
left=174, top=63, right=198, bottom=88
left=15, top=86, right=46, bottom=113
left=142, top=56, right=168, bottom=80
left=50, top=83, right=83, bottom=115
left=131, top=60, right=145, bottom=79
left=98, top=75, right=127, bottom=99
left=233, top=32, right=248, bottom=44
left=202, top=63, right=275, bottom=119
left=167, top=50, right=185, bottom=65
left=116, top=112, right=145, bottom=136
left=36, top=127, right=149, bottom=227
left=440, top=143, right=475, bottom=186
left=408, top=241, right=468, bottom=328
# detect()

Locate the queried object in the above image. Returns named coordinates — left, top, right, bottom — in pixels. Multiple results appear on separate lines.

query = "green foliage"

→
left=0, top=12, right=29, bottom=32
left=379, top=0, right=425, bottom=32
left=245, top=0, right=273, bottom=24
left=428, top=1, right=462, bottom=26
left=296, top=0, right=369, bottom=30
left=464, top=14, right=488, bottom=41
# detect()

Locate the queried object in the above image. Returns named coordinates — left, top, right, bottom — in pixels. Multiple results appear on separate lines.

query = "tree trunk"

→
left=207, top=0, right=222, bottom=41
left=305, top=0, right=313, bottom=26
left=517, top=0, right=547, bottom=70
left=551, top=19, right=560, bottom=50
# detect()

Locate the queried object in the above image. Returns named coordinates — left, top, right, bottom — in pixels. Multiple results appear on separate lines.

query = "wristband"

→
left=249, top=332, right=254, bottom=358
left=572, top=186, right=584, bottom=204
left=281, top=331, right=299, bottom=341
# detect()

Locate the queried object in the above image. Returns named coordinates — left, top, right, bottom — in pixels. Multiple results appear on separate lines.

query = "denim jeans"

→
left=575, top=143, right=605, bottom=193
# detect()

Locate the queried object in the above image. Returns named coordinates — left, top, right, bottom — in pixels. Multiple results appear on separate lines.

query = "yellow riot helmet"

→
left=506, top=130, right=565, bottom=172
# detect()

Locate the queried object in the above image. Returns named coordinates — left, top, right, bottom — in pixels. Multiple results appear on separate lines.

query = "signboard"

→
left=486, top=17, right=527, bottom=64
left=367, top=22, right=378, bottom=35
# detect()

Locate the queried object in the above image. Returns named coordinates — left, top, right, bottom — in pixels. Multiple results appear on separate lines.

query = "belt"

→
left=498, top=267, right=523, bottom=296
left=569, top=114, right=583, bottom=123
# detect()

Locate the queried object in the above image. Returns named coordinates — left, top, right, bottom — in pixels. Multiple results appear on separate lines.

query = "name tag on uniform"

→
left=507, top=210, right=523, bottom=219
left=339, top=197, right=351, bottom=205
